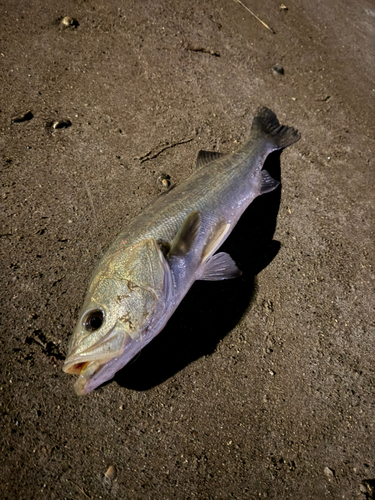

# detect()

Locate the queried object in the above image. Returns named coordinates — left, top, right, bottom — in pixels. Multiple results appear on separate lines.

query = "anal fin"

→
left=260, top=170, right=280, bottom=194
left=199, top=252, right=242, bottom=281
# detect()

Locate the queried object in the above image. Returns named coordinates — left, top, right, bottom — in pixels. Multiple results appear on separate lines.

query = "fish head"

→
left=63, top=238, right=173, bottom=395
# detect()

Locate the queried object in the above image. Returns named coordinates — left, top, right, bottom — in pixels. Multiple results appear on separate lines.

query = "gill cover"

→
left=63, top=238, right=173, bottom=374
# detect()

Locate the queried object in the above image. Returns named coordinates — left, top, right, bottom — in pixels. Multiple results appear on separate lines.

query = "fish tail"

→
left=251, top=107, right=300, bottom=149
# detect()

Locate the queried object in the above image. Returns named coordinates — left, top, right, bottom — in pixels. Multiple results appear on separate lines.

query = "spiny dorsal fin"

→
left=168, top=210, right=201, bottom=257
left=199, top=252, right=242, bottom=281
left=195, top=150, right=225, bottom=170
left=260, top=170, right=280, bottom=194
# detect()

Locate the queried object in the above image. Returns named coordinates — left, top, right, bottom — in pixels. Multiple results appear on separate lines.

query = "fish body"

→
left=63, top=107, right=300, bottom=395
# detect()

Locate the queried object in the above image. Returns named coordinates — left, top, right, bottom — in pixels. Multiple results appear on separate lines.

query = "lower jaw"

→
left=73, top=360, right=103, bottom=396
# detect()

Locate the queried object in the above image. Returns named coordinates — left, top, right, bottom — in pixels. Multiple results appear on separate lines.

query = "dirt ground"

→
left=1, top=0, right=374, bottom=498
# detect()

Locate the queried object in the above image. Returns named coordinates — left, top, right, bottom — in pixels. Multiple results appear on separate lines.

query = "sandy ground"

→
left=1, top=0, right=375, bottom=498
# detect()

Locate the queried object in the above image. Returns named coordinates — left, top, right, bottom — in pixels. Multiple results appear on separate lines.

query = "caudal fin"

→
left=251, top=107, right=300, bottom=149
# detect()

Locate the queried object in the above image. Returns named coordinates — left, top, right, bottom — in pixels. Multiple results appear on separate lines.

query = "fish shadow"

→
left=115, top=151, right=283, bottom=391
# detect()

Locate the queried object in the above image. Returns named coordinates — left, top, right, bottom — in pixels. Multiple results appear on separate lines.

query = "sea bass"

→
left=63, top=107, right=300, bottom=395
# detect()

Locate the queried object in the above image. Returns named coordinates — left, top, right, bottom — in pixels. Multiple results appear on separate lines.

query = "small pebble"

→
left=324, top=466, right=334, bottom=479
left=158, top=174, right=171, bottom=188
left=105, top=465, right=117, bottom=481
left=60, top=16, right=78, bottom=29
left=359, top=483, right=367, bottom=494
left=280, top=4, right=288, bottom=10
left=272, top=64, right=284, bottom=76
left=11, top=110, right=33, bottom=123
left=52, top=119, right=72, bottom=129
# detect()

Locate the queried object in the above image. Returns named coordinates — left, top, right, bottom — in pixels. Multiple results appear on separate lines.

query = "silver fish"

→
left=63, top=107, right=300, bottom=395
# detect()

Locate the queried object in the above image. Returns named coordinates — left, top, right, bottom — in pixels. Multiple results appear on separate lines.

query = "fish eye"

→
left=83, top=309, right=104, bottom=332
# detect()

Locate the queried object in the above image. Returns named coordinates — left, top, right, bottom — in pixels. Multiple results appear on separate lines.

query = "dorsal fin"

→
left=195, top=150, right=224, bottom=170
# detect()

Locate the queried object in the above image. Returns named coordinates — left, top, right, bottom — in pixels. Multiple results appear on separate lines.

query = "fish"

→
left=63, top=107, right=300, bottom=395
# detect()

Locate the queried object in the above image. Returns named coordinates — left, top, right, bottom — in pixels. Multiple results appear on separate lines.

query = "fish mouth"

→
left=62, top=325, right=138, bottom=395
left=63, top=360, right=100, bottom=375
left=63, top=357, right=114, bottom=396
left=72, top=360, right=105, bottom=396
left=62, top=326, right=131, bottom=375
left=63, top=354, right=118, bottom=396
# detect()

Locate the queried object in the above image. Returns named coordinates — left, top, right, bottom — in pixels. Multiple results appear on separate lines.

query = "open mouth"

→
left=62, top=358, right=104, bottom=380
left=72, top=360, right=104, bottom=395
left=62, top=330, right=133, bottom=395
left=63, top=326, right=147, bottom=395
left=62, top=326, right=130, bottom=375
left=64, top=361, right=90, bottom=375
left=63, top=353, right=114, bottom=375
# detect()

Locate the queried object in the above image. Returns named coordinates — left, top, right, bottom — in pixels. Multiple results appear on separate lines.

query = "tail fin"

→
left=251, top=107, right=300, bottom=149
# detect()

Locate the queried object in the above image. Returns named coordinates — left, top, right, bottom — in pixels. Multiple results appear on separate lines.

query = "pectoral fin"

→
left=199, top=252, right=242, bottom=281
left=169, top=210, right=201, bottom=257
left=195, top=150, right=225, bottom=170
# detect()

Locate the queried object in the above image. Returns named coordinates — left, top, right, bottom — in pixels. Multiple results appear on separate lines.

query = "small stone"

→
left=60, top=16, right=79, bottom=29
left=11, top=110, right=33, bottom=123
left=324, top=466, right=334, bottom=479
left=279, top=4, right=288, bottom=10
left=272, top=64, right=284, bottom=75
left=105, top=465, right=117, bottom=481
left=359, top=483, right=368, bottom=494
left=158, top=174, right=171, bottom=189
left=52, top=119, right=72, bottom=129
